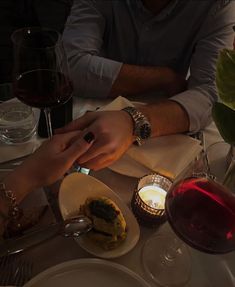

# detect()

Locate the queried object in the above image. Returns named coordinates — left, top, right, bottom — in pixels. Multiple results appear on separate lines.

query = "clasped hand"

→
left=56, top=110, right=135, bottom=171
left=5, top=110, right=134, bottom=203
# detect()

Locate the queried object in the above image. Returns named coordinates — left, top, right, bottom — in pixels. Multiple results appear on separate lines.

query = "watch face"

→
left=139, top=122, right=151, bottom=139
left=122, top=106, right=151, bottom=141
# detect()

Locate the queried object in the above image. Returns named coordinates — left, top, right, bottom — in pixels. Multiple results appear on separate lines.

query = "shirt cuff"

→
left=170, top=89, right=213, bottom=134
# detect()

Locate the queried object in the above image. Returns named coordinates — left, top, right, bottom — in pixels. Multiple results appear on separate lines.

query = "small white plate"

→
left=59, top=173, right=140, bottom=258
left=24, top=259, right=150, bottom=287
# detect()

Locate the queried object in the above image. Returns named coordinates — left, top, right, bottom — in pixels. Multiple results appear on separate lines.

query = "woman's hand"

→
left=4, top=131, right=94, bottom=202
left=57, top=111, right=134, bottom=170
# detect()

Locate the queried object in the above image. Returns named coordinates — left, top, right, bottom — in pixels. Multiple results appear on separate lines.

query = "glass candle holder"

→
left=131, top=173, right=172, bottom=227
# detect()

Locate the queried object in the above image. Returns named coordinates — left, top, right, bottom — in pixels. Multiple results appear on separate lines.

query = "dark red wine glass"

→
left=142, top=160, right=235, bottom=286
left=11, top=27, right=73, bottom=138
left=166, top=176, right=235, bottom=254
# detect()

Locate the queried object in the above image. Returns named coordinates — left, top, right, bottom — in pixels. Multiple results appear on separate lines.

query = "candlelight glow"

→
left=139, top=185, right=166, bottom=209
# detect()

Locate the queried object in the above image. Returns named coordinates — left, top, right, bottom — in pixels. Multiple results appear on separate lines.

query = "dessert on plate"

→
left=80, top=196, right=127, bottom=250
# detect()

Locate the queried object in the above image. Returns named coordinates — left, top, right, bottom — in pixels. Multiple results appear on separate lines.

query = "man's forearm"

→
left=138, top=100, right=190, bottom=137
left=110, top=64, right=187, bottom=98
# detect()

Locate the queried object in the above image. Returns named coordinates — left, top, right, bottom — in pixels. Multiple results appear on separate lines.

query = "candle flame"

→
left=139, top=185, right=166, bottom=209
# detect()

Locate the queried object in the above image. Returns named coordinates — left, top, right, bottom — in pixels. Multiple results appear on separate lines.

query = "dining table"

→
left=0, top=95, right=235, bottom=287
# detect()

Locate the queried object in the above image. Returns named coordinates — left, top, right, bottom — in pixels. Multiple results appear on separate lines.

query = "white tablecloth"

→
left=15, top=168, right=235, bottom=287
left=1, top=97, right=234, bottom=287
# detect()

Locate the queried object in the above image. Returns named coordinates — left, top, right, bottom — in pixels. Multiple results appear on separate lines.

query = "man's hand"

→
left=56, top=99, right=190, bottom=170
left=57, top=111, right=134, bottom=170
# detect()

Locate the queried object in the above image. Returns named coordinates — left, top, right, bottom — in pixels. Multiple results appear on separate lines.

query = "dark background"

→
left=0, top=0, right=73, bottom=83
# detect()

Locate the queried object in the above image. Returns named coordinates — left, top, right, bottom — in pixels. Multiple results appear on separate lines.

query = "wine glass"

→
left=11, top=27, right=73, bottom=138
left=142, top=154, right=235, bottom=286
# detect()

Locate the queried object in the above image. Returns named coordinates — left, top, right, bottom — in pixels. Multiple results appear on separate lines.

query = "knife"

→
left=0, top=155, right=29, bottom=171
left=0, top=215, right=92, bottom=257
left=0, top=223, right=61, bottom=257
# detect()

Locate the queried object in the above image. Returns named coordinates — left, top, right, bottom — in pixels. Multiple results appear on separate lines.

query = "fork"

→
left=0, top=254, right=33, bottom=286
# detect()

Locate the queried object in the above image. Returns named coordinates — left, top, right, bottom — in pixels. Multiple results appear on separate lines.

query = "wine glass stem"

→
left=44, top=108, right=53, bottom=139
left=161, top=237, right=183, bottom=266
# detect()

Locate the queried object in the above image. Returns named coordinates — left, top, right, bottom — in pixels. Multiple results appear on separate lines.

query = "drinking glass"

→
left=205, top=141, right=232, bottom=183
left=142, top=154, right=235, bottom=286
left=0, top=99, right=37, bottom=144
left=11, top=27, right=73, bottom=138
left=0, top=82, right=39, bottom=144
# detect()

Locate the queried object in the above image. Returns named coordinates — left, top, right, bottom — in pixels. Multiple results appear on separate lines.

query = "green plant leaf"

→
left=212, top=102, right=235, bottom=144
left=216, top=49, right=235, bottom=110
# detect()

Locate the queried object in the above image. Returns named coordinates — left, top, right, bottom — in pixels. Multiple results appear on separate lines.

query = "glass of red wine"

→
left=142, top=153, right=235, bottom=286
left=11, top=27, right=73, bottom=138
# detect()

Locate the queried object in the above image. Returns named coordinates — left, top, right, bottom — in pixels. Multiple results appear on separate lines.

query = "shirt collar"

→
left=132, top=0, right=179, bottom=21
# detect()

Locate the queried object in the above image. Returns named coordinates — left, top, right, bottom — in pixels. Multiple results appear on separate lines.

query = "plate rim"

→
left=24, top=258, right=150, bottom=287
left=58, top=172, right=140, bottom=259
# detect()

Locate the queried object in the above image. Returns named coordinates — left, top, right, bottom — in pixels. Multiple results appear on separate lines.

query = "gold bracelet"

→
left=0, top=182, right=22, bottom=228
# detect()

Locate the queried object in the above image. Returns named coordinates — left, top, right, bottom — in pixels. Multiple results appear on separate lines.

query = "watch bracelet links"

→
left=122, top=106, right=151, bottom=145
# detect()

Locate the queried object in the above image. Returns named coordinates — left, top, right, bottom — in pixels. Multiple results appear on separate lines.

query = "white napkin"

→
left=101, top=96, right=202, bottom=179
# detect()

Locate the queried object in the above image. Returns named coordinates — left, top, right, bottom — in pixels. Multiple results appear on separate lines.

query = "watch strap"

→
left=122, top=106, right=151, bottom=145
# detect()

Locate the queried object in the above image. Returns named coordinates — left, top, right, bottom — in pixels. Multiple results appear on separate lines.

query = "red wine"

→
left=14, top=69, right=72, bottom=108
left=166, top=177, right=235, bottom=254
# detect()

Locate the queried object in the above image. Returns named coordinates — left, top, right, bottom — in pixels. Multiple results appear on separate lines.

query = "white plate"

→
left=59, top=173, right=140, bottom=258
left=24, top=259, right=150, bottom=287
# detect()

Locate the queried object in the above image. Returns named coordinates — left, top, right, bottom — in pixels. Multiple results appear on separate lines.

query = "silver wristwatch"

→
left=122, top=106, right=151, bottom=146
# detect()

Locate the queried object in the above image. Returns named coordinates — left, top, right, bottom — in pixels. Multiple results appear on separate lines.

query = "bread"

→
left=80, top=196, right=127, bottom=250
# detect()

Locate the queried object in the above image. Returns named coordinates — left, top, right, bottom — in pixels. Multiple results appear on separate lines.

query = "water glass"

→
left=205, top=141, right=232, bottom=183
left=0, top=99, right=37, bottom=144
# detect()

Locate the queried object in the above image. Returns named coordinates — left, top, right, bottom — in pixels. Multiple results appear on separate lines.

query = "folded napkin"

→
left=101, top=96, right=202, bottom=179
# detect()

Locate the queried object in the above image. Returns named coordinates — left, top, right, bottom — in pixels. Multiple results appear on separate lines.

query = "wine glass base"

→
left=142, top=233, right=191, bottom=287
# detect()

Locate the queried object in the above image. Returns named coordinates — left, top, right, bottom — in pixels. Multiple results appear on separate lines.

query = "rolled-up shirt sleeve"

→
left=170, top=1, right=235, bottom=133
left=62, top=0, right=122, bottom=98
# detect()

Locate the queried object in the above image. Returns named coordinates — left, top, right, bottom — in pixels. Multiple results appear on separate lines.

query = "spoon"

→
left=60, top=215, right=93, bottom=237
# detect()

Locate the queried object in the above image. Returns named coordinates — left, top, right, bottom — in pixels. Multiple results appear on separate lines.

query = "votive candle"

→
left=131, top=174, right=172, bottom=227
